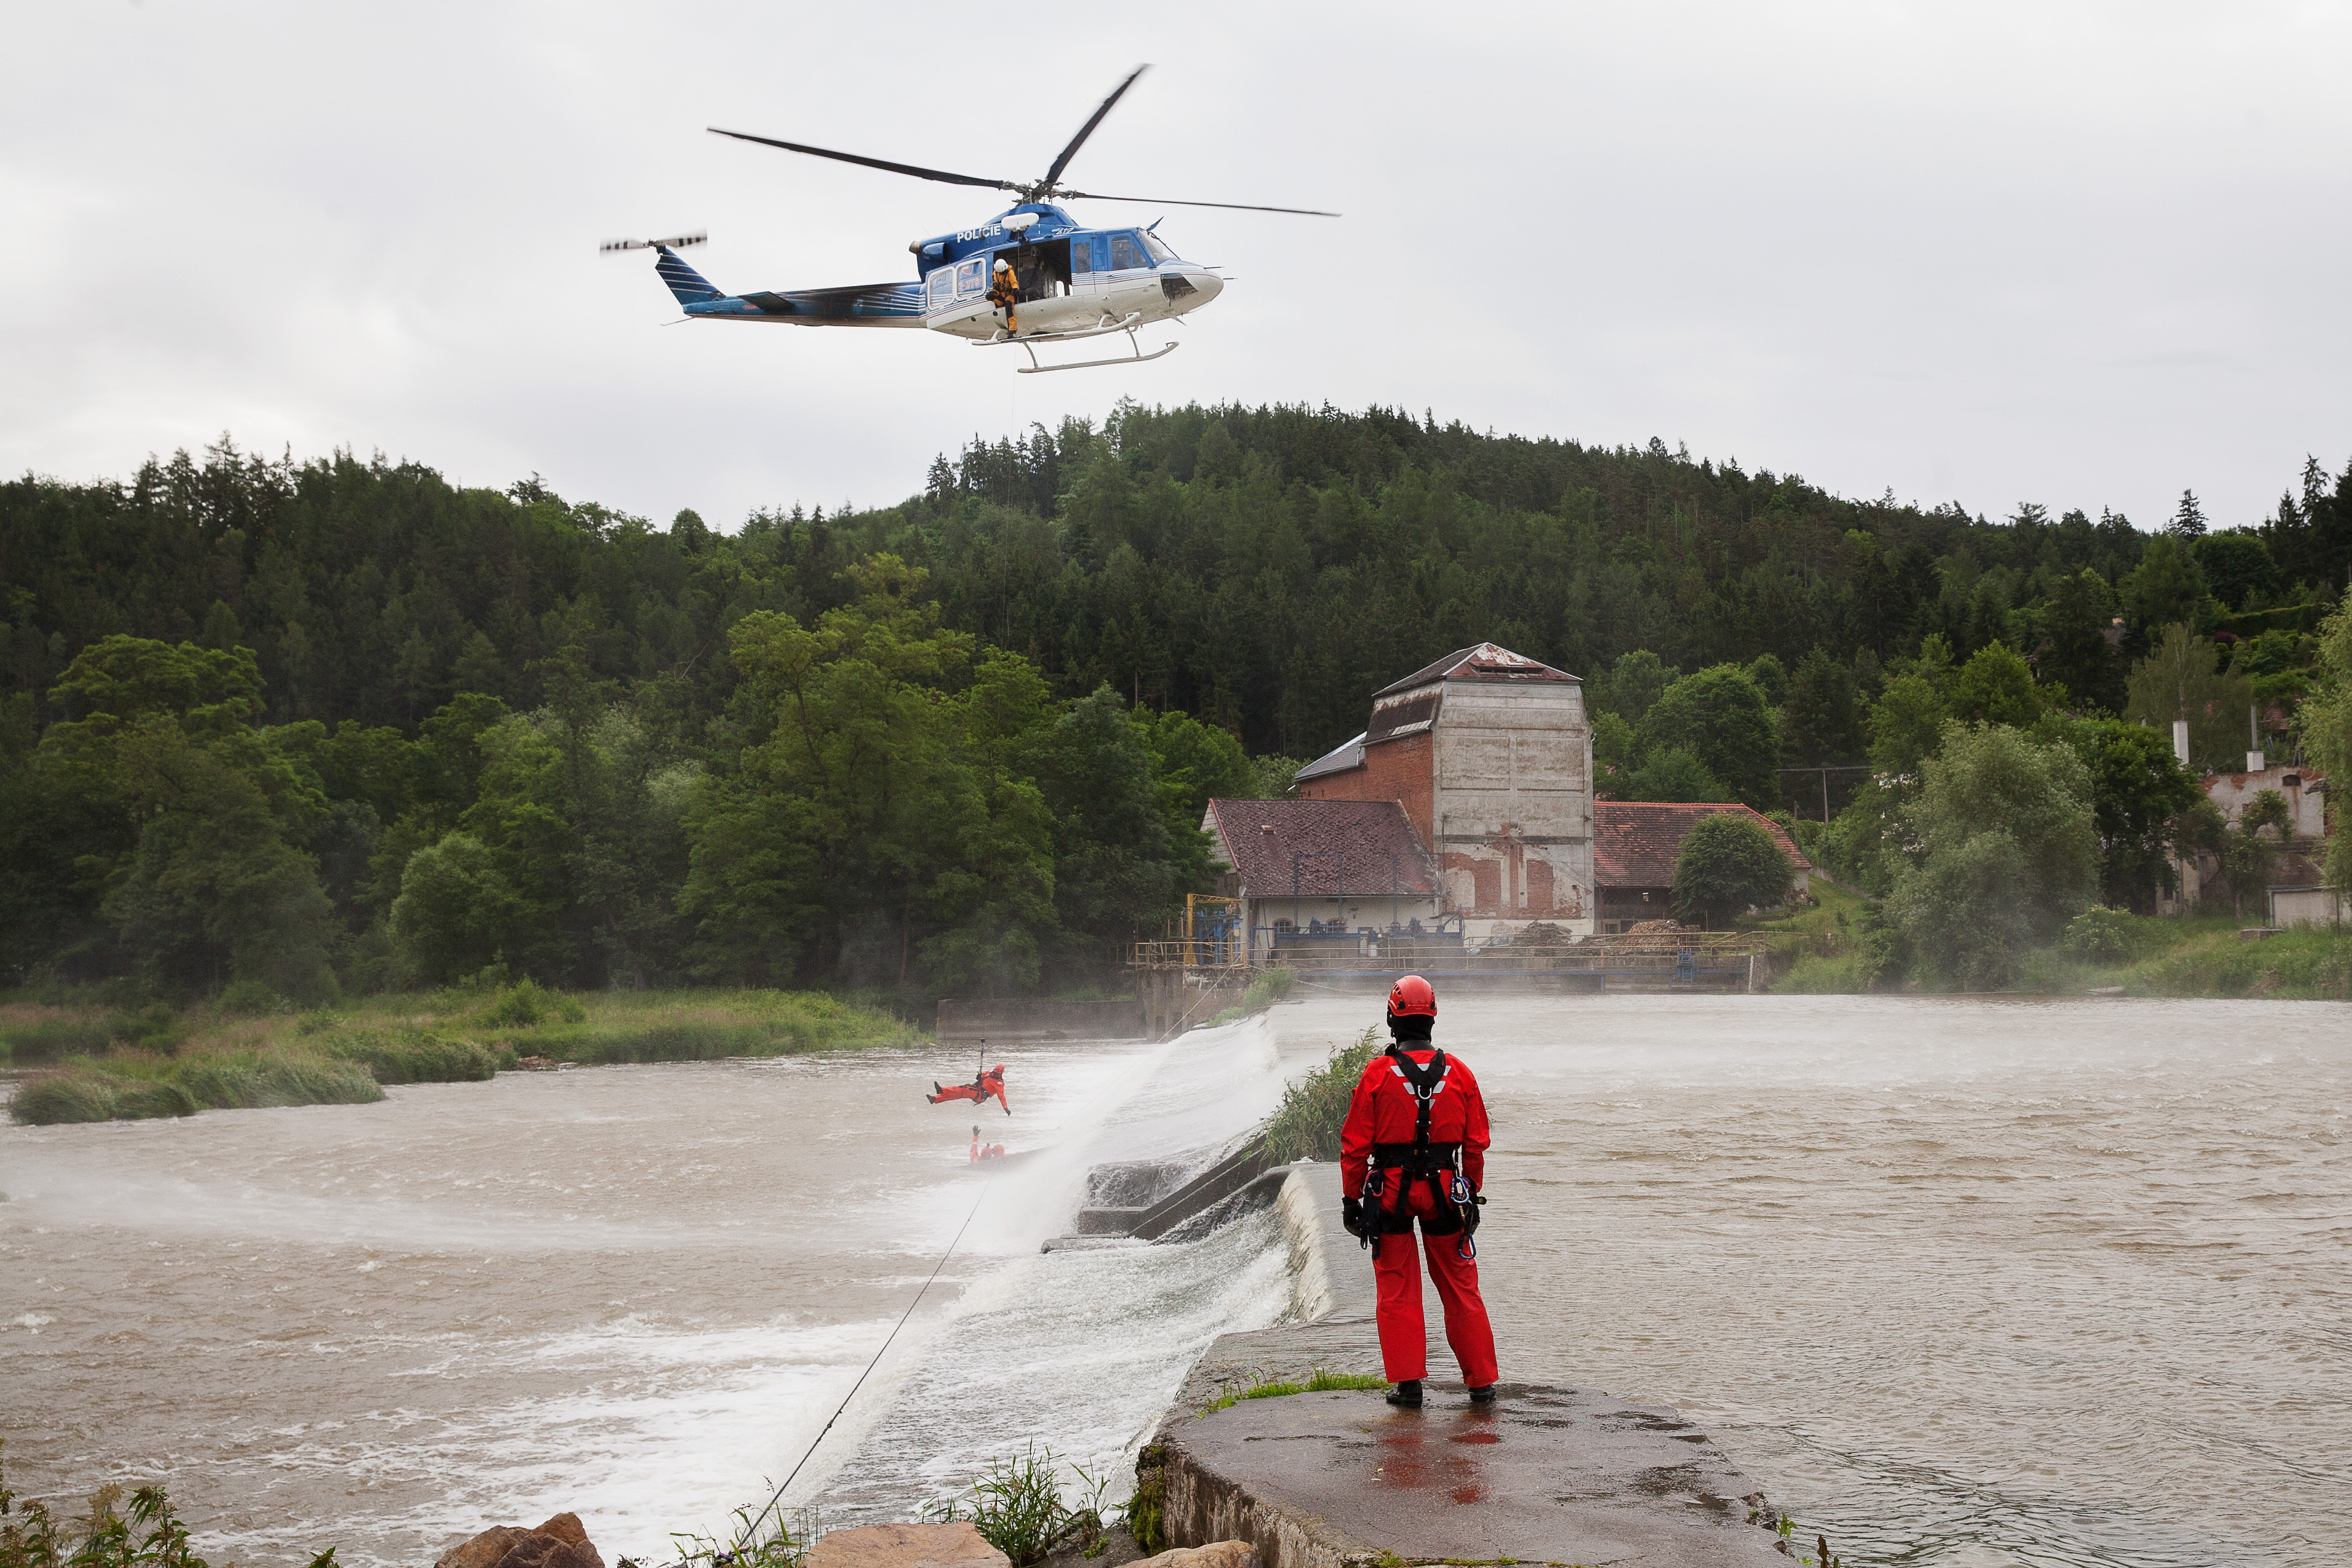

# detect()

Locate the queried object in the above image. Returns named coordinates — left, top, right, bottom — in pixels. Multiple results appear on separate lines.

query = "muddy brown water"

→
left=5, top=994, right=2347, bottom=1568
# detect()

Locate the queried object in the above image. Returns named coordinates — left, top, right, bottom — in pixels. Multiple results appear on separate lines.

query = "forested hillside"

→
left=6, top=403, right=2348, bottom=1001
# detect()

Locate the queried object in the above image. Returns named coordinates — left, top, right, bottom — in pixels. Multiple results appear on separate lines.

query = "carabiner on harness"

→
left=1449, top=1170, right=1482, bottom=1260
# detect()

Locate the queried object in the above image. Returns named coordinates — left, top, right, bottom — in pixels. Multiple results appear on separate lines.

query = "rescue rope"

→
left=727, top=1179, right=994, bottom=1558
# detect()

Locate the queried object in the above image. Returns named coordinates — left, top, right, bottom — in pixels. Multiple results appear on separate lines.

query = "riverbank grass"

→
left=1201, top=1367, right=1389, bottom=1414
left=1770, top=904, right=2352, bottom=999
left=4, top=985, right=923, bottom=1126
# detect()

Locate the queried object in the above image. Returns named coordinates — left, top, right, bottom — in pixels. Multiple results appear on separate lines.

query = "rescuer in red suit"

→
left=1340, top=974, right=1498, bottom=1409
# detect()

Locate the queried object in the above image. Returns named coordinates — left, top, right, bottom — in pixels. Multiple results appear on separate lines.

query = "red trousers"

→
left=1372, top=1224, right=1498, bottom=1388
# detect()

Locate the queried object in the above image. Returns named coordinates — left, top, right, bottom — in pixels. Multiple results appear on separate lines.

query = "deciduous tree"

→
left=1671, top=814, right=1794, bottom=927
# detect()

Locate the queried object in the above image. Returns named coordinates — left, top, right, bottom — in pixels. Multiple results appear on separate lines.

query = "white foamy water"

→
left=0, top=1020, right=1313, bottom=1568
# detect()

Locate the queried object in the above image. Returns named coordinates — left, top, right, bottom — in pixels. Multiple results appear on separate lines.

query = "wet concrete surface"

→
left=1170, top=1386, right=1785, bottom=1567
left=1156, top=1166, right=1786, bottom=1566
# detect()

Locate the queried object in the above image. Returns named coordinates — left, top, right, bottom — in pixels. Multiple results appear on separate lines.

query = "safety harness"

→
left=1360, top=1044, right=1481, bottom=1260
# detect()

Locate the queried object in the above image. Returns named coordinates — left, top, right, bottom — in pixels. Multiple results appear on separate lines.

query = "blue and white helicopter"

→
left=604, top=68, right=1335, bottom=374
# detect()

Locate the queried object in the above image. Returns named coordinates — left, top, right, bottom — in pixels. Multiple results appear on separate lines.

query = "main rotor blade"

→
left=1060, top=190, right=1342, bottom=217
left=1042, top=65, right=1148, bottom=190
left=708, top=129, right=1017, bottom=193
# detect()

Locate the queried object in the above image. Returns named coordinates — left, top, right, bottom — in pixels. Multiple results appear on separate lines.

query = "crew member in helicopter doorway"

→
left=988, top=257, right=1020, bottom=333
left=1340, top=974, right=1499, bottom=1410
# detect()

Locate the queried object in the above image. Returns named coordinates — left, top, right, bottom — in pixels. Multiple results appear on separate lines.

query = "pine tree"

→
left=2169, top=489, right=2207, bottom=540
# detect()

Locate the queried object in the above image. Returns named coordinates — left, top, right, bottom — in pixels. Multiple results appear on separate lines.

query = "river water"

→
left=4, top=994, right=2348, bottom=1568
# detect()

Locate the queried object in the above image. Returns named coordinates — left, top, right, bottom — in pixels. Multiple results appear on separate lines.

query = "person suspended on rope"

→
left=929, top=1062, right=1010, bottom=1114
left=1339, top=973, right=1498, bottom=1410
left=987, top=256, right=1020, bottom=332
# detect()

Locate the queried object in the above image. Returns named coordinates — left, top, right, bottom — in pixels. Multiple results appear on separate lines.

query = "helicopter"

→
left=604, top=66, right=1335, bottom=374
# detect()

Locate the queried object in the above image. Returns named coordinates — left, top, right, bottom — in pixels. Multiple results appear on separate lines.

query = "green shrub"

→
left=10, top=1074, right=118, bottom=1124
left=112, top=1080, right=201, bottom=1119
left=1242, top=967, right=1297, bottom=1010
left=2061, top=906, right=2134, bottom=965
left=111, top=1001, right=185, bottom=1053
left=216, top=980, right=289, bottom=1016
left=478, top=979, right=585, bottom=1030
left=1262, top=1026, right=1381, bottom=1163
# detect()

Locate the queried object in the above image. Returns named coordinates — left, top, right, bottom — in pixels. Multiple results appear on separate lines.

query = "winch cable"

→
left=732, top=1179, right=994, bottom=1556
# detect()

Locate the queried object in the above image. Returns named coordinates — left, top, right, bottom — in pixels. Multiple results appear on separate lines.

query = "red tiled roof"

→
left=1202, top=798, right=1438, bottom=897
left=1593, top=802, right=1811, bottom=889
left=1372, top=642, right=1580, bottom=698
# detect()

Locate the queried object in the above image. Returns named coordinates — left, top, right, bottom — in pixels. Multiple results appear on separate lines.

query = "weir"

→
left=1141, top=1164, right=1791, bottom=1568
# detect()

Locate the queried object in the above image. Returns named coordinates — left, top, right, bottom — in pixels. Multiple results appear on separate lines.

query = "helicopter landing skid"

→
left=1015, top=332, right=1177, bottom=374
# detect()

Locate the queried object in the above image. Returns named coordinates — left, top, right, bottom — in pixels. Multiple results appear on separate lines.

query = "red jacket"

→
left=1340, top=1046, right=1490, bottom=1207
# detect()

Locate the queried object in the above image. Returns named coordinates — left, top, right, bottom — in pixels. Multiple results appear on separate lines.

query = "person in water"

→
left=970, top=1125, right=1007, bottom=1162
left=929, top=1063, right=1010, bottom=1114
left=1339, top=974, right=1498, bottom=1409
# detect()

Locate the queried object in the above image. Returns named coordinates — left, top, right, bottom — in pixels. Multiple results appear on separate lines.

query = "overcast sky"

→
left=5, top=2, right=2348, bottom=535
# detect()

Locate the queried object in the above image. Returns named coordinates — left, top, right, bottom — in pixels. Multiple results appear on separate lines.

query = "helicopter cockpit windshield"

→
left=1138, top=230, right=1177, bottom=265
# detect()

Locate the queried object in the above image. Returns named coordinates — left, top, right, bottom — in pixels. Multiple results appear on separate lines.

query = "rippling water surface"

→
left=6, top=994, right=2347, bottom=1568
left=1313, top=991, right=2348, bottom=1568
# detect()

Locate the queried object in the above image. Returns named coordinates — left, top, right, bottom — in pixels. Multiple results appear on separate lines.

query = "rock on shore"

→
left=435, top=1513, right=606, bottom=1568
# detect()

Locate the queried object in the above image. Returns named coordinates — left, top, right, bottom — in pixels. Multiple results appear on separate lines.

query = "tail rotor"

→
left=602, top=233, right=723, bottom=306
left=599, top=231, right=708, bottom=254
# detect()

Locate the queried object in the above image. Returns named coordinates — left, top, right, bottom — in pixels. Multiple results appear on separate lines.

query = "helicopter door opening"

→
left=1006, top=240, right=1075, bottom=303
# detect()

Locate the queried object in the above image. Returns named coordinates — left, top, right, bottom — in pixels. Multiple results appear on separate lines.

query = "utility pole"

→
left=1776, top=764, right=1873, bottom=822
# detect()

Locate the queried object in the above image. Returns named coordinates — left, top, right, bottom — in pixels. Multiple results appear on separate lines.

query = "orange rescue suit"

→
left=987, top=264, right=1019, bottom=332
left=1340, top=1044, right=1498, bottom=1388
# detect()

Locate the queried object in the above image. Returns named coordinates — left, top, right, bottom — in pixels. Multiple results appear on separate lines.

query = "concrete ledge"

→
left=1150, top=1164, right=1787, bottom=1567
left=1161, top=1387, right=1786, bottom=1568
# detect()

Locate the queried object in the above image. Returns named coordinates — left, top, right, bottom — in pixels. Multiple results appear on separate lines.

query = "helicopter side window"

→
left=1140, top=230, right=1175, bottom=265
left=956, top=258, right=985, bottom=295
left=1109, top=234, right=1144, bottom=271
left=926, top=269, right=953, bottom=309
left=1070, top=239, right=1092, bottom=274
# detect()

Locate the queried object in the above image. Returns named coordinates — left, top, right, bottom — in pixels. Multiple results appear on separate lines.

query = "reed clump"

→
left=922, top=1444, right=1122, bottom=1567
left=1260, top=1025, right=1381, bottom=1163
left=10, top=1044, right=388, bottom=1125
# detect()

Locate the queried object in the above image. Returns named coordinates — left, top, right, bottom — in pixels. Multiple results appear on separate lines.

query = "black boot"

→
left=1468, top=1384, right=1496, bottom=1404
left=1385, top=1379, right=1422, bottom=1409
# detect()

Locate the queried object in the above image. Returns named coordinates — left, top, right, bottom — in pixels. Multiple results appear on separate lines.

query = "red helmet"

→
left=1386, top=974, right=1437, bottom=1018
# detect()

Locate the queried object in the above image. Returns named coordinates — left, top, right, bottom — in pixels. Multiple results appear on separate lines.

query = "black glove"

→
left=1460, top=1188, right=1484, bottom=1234
left=1342, top=1196, right=1365, bottom=1239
